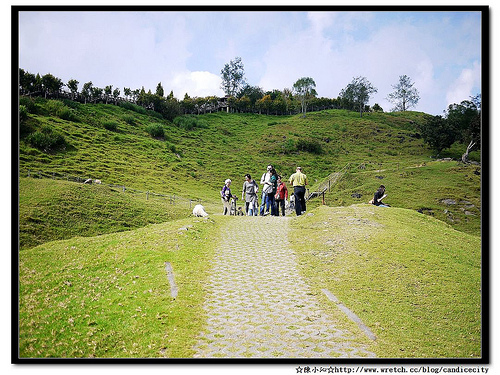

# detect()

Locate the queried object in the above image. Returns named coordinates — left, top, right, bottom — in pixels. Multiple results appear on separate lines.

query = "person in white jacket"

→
left=259, top=165, right=273, bottom=215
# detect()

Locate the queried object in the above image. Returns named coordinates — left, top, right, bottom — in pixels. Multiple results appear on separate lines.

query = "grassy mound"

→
left=290, top=205, right=481, bottom=358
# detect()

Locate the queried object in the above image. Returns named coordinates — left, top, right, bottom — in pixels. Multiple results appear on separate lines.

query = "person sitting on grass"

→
left=370, top=185, right=390, bottom=207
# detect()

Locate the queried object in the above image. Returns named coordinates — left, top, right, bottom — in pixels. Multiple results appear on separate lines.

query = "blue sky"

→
left=18, top=9, right=482, bottom=115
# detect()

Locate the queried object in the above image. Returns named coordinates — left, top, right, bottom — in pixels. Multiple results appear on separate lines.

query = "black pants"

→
left=293, top=186, right=306, bottom=216
left=275, top=199, right=286, bottom=216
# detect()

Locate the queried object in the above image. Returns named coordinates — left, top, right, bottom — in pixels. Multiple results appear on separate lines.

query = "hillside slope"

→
left=19, top=205, right=481, bottom=358
left=290, top=205, right=481, bottom=358
left=18, top=96, right=481, bottom=250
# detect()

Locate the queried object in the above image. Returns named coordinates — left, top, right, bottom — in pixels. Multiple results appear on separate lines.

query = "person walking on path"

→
left=274, top=175, right=289, bottom=216
left=242, top=174, right=259, bottom=216
left=289, top=166, right=308, bottom=216
left=260, top=165, right=273, bottom=216
left=221, top=179, right=235, bottom=215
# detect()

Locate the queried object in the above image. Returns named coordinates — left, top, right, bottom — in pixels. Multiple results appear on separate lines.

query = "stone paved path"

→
left=192, top=215, right=376, bottom=358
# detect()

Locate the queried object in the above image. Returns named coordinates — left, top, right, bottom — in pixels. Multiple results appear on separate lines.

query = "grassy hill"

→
left=18, top=96, right=480, bottom=249
left=17, top=96, right=482, bottom=359
left=19, top=205, right=481, bottom=358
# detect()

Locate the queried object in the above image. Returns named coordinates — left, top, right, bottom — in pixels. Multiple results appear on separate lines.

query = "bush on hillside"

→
left=19, top=97, right=38, bottom=114
left=122, top=115, right=136, bottom=125
left=173, top=115, right=209, bottom=131
left=19, top=105, right=28, bottom=123
left=103, top=121, right=119, bottom=131
left=119, top=101, right=147, bottom=115
left=296, top=138, right=323, bottom=154
left=25, top=125, right=67, bottom=152
left=58, top=107, right=80, bottom=122
left=145, top=123, right=165, bottom=138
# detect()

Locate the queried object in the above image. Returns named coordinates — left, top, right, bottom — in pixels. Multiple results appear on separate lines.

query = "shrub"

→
left=58, top=107, right=80, bottom=122
left=122, top=115, right=136, bottom=126
left=296, top=139, right=323, bottom=154
left=19, top=97, right=37, bottom=114
left=45, top=100, right=66, bottom=115
left=173, top=115, right=209, bottom=131
left=103, top=121, right=119, bottom=132
left=19, top=105, right=28, bottom=122
left=146, top=123, right=165, bottom=138
left=25, top=126, right=67, bottom=152
left=119, top=101, right=147, bottom=115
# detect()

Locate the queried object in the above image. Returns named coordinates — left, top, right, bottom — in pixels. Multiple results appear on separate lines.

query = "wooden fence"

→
left=23, top=169, right=202, bottom=209
left=306, top=163, right=355, bottom=204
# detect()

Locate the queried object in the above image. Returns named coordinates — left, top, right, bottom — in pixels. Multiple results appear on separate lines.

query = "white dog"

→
left=192, top=204, right=209, bottom=217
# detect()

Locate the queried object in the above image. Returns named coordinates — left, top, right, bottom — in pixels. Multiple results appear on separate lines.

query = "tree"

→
left=181, top=93, right=195, bottom=114
left=113, top=88, right=121, bottom=103
left=19, top=69, right=36, bottom=95
left=123, top=87, right=132, bottom=101
left=386, top=75, right=420, bottom=112
left=293, top=77, right=317, bottom=117
left=90, top=86, right=103, bottom=103
left=156, top=82, right=164, bottom=97
left=340, top=76, right=377, bottom=117
left=220, top=57, right=246, bottom=97
left=104, top=85, right=113, bottom=104
left=238, top=84, right=264, bottom=111
left=67, top=79, right=79, bottom=100
left=445, top=96, right=481, bottom=163
left=446, top=98, right=480, bottom=145
left=256, top=94, right=273, bottom=115
left=419, top=115, right=457, bottom=154
left=41, top=73, right=63, bottom=98
left=81, top=81, right=93, bottom=104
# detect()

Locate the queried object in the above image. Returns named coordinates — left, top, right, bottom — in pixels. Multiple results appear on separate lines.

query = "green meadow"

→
left=17, top=97, right=482, bottom=358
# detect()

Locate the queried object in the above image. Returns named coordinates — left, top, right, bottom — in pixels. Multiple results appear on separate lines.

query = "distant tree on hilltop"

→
left=220, top=57, right=246, bottom=97
left=340, top=76, right=377, bottom=118
left=293, top=77, right=317, bottom=117
left=387, top=75, right=420, bottom=112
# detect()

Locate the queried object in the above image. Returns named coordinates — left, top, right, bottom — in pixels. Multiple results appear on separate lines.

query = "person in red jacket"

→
left=274, top=175, right=289, bottom=216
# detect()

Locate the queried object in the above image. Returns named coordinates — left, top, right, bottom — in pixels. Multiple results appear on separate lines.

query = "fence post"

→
left=122, top=186, right=126, bottom=193
left=28, top=170, right=31, bottom=178
left=322, top=191, right=325, bottom=205
left=146, top=191, right=149, bottom=200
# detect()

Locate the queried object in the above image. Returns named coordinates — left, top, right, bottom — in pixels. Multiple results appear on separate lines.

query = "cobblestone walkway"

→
left=192, top=215, right=376, bottom=358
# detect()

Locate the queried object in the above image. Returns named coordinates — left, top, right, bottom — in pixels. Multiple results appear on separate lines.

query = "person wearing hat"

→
left=289, top=166, right=308, bottom=216
left=220, top=179, right=234, bottom=215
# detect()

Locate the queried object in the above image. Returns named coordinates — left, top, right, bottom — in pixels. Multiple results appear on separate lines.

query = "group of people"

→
left=220, top=165, right=309, bottom=217
left=221, top=166, right=390, bottom=216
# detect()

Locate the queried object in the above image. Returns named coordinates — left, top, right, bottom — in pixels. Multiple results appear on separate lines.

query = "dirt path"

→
left=192, top=215, right=376, bottom=358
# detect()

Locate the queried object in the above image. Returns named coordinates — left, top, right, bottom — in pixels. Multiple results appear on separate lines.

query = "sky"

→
left=17, top=8, right=483, bottom=115
left=4, top=3, right=500, bottom=374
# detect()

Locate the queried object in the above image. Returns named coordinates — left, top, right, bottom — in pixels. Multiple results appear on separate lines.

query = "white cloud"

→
left=18, top=10, right=482, bottom=116
left=168, top=71, right=224, bottom=98
left=445, top=61, right=481, bottom=106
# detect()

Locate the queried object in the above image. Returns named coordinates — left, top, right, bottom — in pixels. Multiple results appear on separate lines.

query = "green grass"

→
left=17, top=97, right=482, bottom=359
left=19, top=177, right=197, bottom=250
left=318, top=160, right=481, bottom=236
left=18, top=97, right=481, bottom=241
left=19, top=216, right=220, bottom=358
left=289, top=205, right=481, bottom=358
